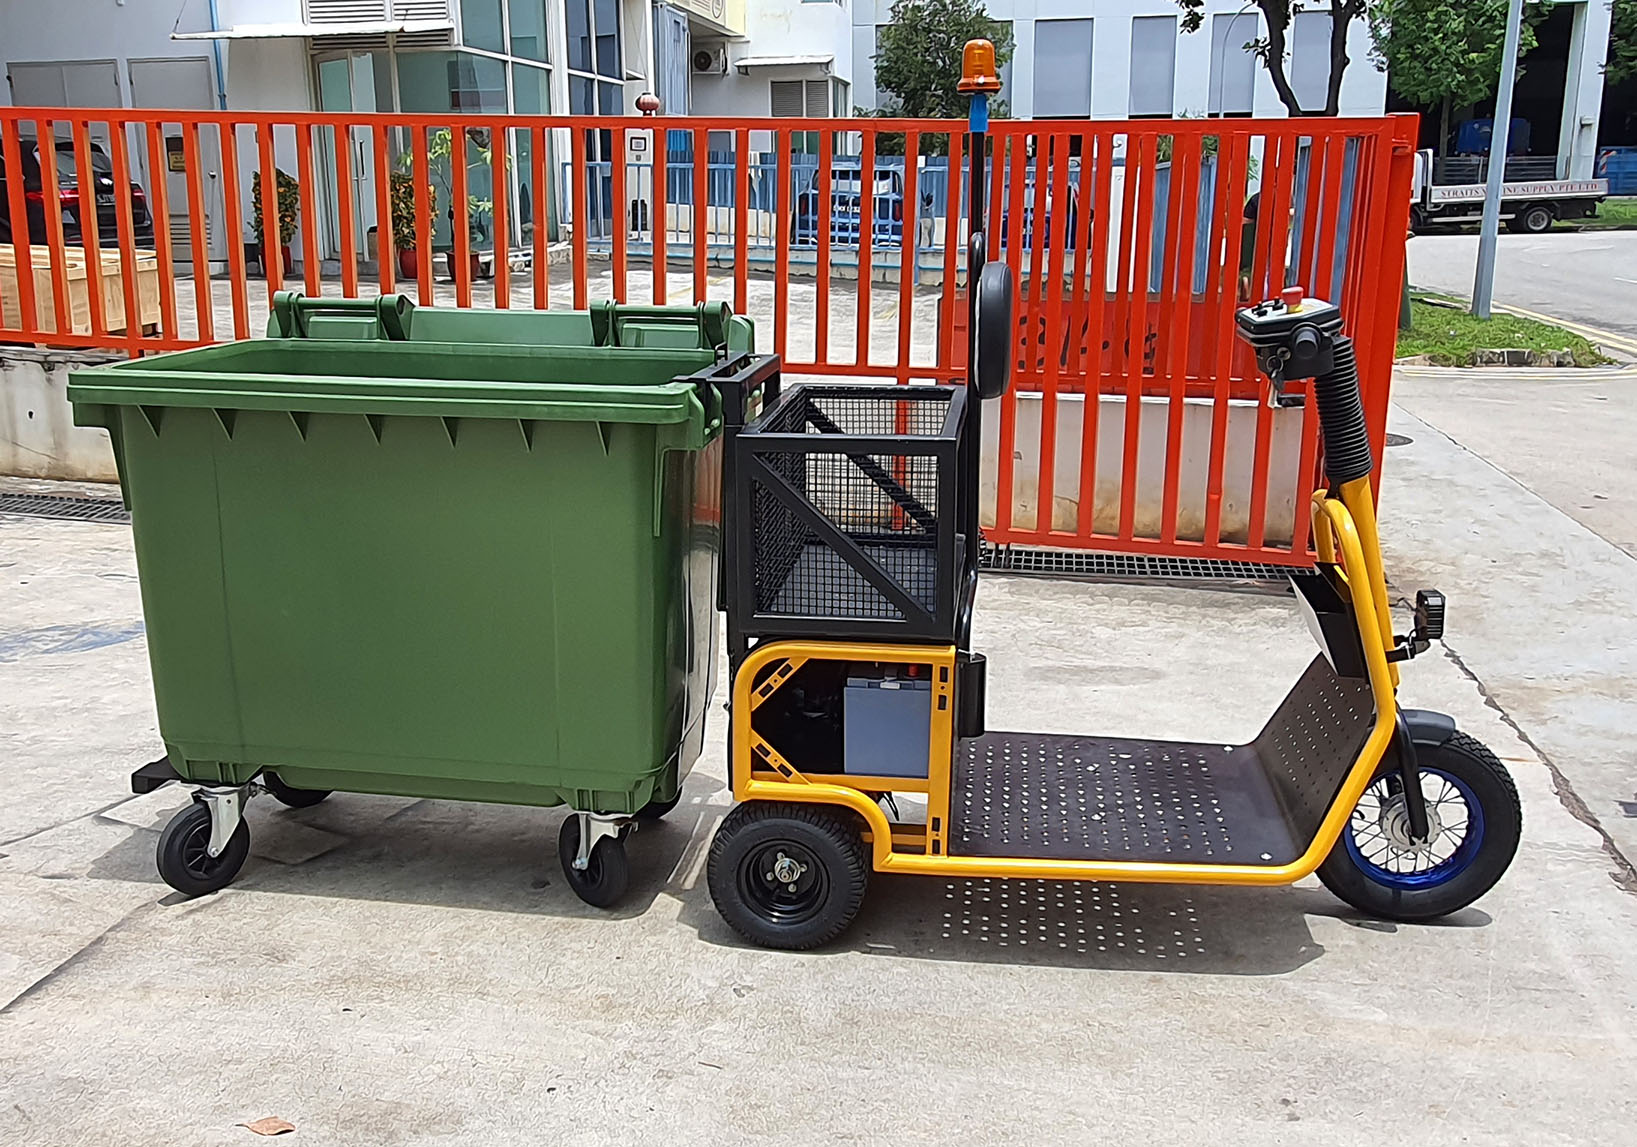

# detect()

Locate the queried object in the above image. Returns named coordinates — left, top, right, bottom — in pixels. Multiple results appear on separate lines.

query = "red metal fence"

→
left=0, top=108, right=1417, bottom=564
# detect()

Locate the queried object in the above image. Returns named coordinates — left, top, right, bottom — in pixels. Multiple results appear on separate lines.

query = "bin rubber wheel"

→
left=156, top=802, right=250, bottom=897
left=557, top=817, right=630, bottom=908
left=707, top=802, right=868, bottom=950
left=1318, top=732, right=1521, bottom=922
left=635, top=792, right=681, bottom=821
left=261, top=772, right=331, bottom=808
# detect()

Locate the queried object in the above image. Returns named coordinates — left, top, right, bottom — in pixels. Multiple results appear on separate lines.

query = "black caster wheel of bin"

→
left=558, top=816, right=630, bottom=908
left=707, top=802, right=869, bottom=950
left=156, top=802, right=250, bottom=897
left=635, top=792, right=681, bottom=821
left=260, top=772, right=331, bottom=808
left=1318, top=732, right=1521, bottom=922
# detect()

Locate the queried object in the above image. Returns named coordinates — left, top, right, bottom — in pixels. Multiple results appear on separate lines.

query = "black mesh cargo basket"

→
left=728, top=383, right=967, bottom=642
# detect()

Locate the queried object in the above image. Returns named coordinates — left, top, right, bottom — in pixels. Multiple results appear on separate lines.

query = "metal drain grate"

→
left=981, top=545, right=1305, bottom=583
left=0, top=493, right=130, bottom=524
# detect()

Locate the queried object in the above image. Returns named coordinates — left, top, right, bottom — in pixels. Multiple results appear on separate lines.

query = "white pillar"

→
left=1557, top=0, right=1610, bottom=180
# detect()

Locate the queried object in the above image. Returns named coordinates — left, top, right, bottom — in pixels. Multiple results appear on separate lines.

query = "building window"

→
left=1033, top=18, right=1093, bottom=119
left=832, top=77, right=850, bottom=117
left=396, top=51, right=508, bottom=114
left=460, top=0, right=506, bottom=54
left=771, top=79, right=830, bottom=117
left=1290, top=10, right=1332, bottom=113
left=1128, top=15, right=1176, bottom=118
left=1208, top=12, right=1257, bottom=116
left=508, top=0, right=549, bottom=62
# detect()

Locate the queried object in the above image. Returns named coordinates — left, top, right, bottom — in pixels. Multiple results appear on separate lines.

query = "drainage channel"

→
left=0, top=493, right=131, bottom=524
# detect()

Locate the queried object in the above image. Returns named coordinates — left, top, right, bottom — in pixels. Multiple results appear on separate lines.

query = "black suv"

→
left=0, top=134, right=155, bottom=248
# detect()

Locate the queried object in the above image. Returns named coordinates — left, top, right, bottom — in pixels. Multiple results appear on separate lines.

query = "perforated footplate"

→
left=949, top=656, right=1376, bottom=866
left=951, top=734, right=1302, bottom=863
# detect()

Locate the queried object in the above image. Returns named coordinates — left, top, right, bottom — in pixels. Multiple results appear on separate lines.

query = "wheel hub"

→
left=1378, top=792, right=1445, bottom=854
left=768, top=852, right=806, bottom=888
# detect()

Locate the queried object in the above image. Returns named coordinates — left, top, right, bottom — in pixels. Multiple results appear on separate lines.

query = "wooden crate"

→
left=0, top=244, right=162, bottom=337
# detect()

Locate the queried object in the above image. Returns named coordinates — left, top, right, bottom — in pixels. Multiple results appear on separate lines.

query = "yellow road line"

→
left=1491, top=303, right=1637, bottom=356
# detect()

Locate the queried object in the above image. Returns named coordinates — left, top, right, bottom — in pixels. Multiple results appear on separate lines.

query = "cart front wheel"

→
left=1318, top=732, right=1520, bottom=922
left=707, top=802, right=869, bottom=950
left=557, top=816, right=630, bottom=908
left=156, top=801, right=250, bottom=897
left=261, top=772, right=331, bottom=808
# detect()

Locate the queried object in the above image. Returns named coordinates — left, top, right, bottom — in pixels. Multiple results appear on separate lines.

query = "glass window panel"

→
left=1291, top=10, right=1332, bottom=113
left=569, top=74, right=595, bottom=115
left=1032, top=19, right=1093, bottom=118
left=509, top=0, right=549, bottom=62
left=594, top=0, right=622, bottom=79
left=598, top=81, right=624, bottom=115
left=566, top=0, right=593, bottom=72
left=1209, top=13, right=1258, bottom=115
left=449, top=52, right=507, bottom=113
left=1128, top=16, right=1177, bottom=117
left=459, top=0, right=504, bottom=54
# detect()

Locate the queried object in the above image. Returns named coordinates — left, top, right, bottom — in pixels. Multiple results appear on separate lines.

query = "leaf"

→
left=240, top=1116, right=296, bottom=1136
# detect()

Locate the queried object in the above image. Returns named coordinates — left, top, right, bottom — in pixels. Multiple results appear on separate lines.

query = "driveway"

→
left=1407, top=231, right=1637, bottom=344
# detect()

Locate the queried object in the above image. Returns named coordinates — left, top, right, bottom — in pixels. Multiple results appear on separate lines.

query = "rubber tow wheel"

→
left=260, top=771, right=331, bottom=808
left=557, top=816, right=630, bottom=908
left=1318, top=731, right=1521, bottom=922
left=635, top=791, right=681, bottom=822
left=156, top=801, right=250, bottom=897
left=707, top=802, right=869, bottom=950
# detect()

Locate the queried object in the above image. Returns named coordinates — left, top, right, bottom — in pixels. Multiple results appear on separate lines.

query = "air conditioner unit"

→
left=692, top=46, right=728, bottom=76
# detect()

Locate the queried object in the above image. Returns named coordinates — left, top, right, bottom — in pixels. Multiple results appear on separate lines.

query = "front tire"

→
left=156, top=802, right=250, bottom=897
left=1318, top=732, right=1520, bottom=921
left=707, top=802, right=869, bottom=950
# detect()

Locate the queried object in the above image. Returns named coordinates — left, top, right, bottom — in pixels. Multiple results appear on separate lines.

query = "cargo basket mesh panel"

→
left=742, top=386, right=956, bottom=628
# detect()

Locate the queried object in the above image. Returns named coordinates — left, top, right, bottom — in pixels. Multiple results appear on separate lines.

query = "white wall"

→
left=0, top=0, right=218, bottom=107
left=850, top=0, right=1389, bottom=120
left=690, top=0, right=853, bottom=118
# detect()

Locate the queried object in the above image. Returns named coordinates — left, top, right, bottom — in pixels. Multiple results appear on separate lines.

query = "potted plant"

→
left=398, top=128, right=502, bottom=282
left=250, top=169, right=300, bottom=275
left=388, top=170, right=425, bottom=279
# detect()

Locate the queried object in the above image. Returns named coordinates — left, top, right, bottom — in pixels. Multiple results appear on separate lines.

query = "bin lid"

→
left=68, top=339, right=719, bottom=427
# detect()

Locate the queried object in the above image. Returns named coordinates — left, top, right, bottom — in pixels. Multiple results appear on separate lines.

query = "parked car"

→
left=1000, top=176, right=1079, bottom=251
left=0, top=134, right=155, bottom=249
left=793, top=161, right=915, bottom=248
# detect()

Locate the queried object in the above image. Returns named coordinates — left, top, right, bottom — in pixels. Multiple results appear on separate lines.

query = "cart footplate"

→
left=949, top=656, right=1376, bottom=865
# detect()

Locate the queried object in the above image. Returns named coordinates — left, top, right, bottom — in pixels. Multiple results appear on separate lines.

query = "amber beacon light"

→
left=957, top=39, right=1003, bottom=94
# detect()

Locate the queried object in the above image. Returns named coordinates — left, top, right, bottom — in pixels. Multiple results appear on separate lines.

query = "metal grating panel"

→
left=951, top=732, right=1300, bottom=864
left=981, top=545, right=1305, bottom=584
left=306, top=0, right=388, bottom=21
left=0, top=493, right=130, bottom=524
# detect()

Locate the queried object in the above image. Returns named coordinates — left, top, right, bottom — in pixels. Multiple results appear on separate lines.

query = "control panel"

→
left=1234, top=286, right=1345, bottom=405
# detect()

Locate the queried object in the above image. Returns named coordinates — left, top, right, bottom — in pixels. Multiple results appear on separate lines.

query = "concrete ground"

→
left=3, top=386, right=1636, bottom=1144
left=1407, top=231, right=1637, bottom=346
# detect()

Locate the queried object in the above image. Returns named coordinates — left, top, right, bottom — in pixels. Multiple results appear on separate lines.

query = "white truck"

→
left=1410, top=149, right=1609, bottom=234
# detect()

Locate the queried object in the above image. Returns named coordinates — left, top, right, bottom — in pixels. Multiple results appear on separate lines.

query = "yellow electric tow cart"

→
left=697, top=41, right=1522, bottom=950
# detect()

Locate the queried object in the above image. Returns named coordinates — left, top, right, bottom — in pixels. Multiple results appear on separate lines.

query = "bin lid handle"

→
left=590, top=300, right=731, bottom=352
left=271, top=291, right=415, bottom=340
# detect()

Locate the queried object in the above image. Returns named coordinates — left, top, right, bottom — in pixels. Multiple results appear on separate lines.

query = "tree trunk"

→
left=1322, top=0, right=1357, bottom=116
left=1264, top=8, right=1305, bottom=116
left=1440, top=95, right=1452, bottom=157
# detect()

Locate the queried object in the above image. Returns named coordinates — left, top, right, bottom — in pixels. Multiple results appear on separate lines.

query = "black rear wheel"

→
left=1318, top=732, right=1520, bottom=922
left=707, top=802, right=869, bottom=950
left=557, top=816, right=630, bottom=908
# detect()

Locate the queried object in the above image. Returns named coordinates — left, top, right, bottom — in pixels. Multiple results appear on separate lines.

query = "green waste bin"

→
left=69, top=292, right=759, bottom=907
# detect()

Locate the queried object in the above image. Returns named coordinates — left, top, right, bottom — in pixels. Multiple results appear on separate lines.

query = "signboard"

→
left=1429, top=179, right=1608, bottom=204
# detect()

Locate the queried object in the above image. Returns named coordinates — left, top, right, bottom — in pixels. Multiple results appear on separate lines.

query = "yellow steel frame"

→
left=730, top=481, right=1402, bottom=887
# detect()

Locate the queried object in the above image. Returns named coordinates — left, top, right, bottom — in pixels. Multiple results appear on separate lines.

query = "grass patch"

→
left=1397, top=294, right=1612, bottom=366
left=1576, top=197, right=1637, bottom=230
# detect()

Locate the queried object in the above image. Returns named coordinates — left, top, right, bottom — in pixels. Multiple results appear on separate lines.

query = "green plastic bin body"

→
left=70, top=300, right=749, bottom=814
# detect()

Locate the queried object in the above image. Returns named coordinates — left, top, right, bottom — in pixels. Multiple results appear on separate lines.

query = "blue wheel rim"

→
left=1344, top=767, right=1485, bottom=890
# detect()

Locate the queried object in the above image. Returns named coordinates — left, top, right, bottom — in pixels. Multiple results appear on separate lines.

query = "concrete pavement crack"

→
left=0, top=794, right=143, bottom=850
left=0, top=899, right=159, bottom=1016
left=1435, top=634, right=1637, bottom=896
